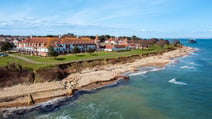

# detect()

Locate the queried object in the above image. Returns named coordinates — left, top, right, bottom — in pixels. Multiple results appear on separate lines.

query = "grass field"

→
left=0, top=45, right=176, bottom=70
left=0, top=56, right=52, bottom=70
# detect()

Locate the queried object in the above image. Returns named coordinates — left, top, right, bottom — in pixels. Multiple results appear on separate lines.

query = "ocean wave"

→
left=150, top=67, right=166, bottom=72
left=109, top=112, right=124, bottom=119
left=194, top=48, right=199, bottom=51
left=37, top=114, right=51, bottom=119
left=167, top=60, right=179, bottom=67
left=129, top=71, right=148, bottom=76
left=190, top=52, right=198, bottom=56
left=0, top=96, right=69, bottom=118
left=180, top=65, right=195, bottom=69
left=168, top=78, right=187, bottom=85
left=189, top=62, right=202, bottom=67
left=129, top=67, right=165, bottom=76
left=55, top=114, right=72, bottom=119
left=189, top=62, right=195, bottom=65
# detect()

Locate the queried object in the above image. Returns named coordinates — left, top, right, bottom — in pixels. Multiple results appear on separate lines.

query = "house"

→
left=105, top=37, right=128, bottom=45
left=60, top=37, right=96, bottom=54
left=11, top=39, right=19, bottom=47
left=105, top=38, right=118, bottom=45
left=17, top=37, right=61, bottom=56
left=0, top=37, right=6, bottom=42
left=17, top=36, right=96, bottom=56
left=104, top=44, right=128, bottom=51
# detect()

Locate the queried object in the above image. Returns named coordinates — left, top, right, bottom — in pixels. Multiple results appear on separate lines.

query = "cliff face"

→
left=35, top=67, right=68, bottom=82
left=0, top=64, right=34, bottom=87
left=0, top=49, right=172, bottom=88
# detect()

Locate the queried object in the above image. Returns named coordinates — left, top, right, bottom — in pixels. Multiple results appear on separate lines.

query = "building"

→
left=104, top=44, right=129, bottom=51
left=16, top=35, right=146, bottom=56
left=60, top=37, right=96, bottom=54
left=94, top=34, right=100, bottom=49
left=105, top=37, right=128, bottom=45
left=0, top=37, right=6, bottom=42
left=103, top=37, right=130, bottom=51
left=17, top=36, right=96, bottom=56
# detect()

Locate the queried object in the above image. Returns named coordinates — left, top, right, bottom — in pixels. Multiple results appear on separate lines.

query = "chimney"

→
left=58, top=34, right=62, bottom=38
left=30, top=35, right=33, bottom=39
left=61, top=38, right=64, bottom=44
left=95, top=34, right=99, bottom=43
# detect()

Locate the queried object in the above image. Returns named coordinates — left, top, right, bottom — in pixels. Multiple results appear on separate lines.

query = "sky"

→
left=0, top=0, right=212, bottom=38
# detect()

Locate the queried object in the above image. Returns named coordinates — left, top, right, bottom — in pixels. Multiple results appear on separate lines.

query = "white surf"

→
left=168, top=78, right=187, bottom=85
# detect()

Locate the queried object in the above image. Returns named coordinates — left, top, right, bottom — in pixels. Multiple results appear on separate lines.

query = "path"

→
left=9, top=54, right=42, bottom=64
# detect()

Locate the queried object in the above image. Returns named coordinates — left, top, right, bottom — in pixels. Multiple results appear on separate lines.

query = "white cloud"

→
left=0, top=21, right=9, bottom=25
left=0, top=0, right=170, bottom=29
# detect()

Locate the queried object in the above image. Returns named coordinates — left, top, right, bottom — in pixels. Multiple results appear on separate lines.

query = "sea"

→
left=4, top=39, right=212, bottom=119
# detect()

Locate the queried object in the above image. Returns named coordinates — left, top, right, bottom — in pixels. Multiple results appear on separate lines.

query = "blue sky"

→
left=0, top=0, right=212, bottom=38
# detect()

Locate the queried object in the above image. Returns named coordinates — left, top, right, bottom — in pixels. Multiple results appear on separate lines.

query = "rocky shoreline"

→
left=0, top=46, right=195, bottom=117
left=0, top=78, right=129, bottom=118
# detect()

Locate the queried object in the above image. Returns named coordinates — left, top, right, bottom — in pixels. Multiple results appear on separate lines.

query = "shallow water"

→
left=7, top=39, right=212, bottom=119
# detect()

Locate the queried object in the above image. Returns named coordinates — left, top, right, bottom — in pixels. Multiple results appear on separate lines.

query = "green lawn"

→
left=0, top=56, right=52, bottom=70
left=0, top=56, right=18, bottom=66
left=12, top=50, right=150, bottom=63
left=1, top=45, right=176, bottom=70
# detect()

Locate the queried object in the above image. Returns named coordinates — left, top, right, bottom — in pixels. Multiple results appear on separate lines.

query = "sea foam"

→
left=129, top=67, right=165, bottom=76
left=168, top=78, right=187, bottom=85
left=180, top=65, right=195, bottom=69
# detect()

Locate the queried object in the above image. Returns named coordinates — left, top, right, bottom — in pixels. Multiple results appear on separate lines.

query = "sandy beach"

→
left=0, top=46, right=195, bottom=108
left=64, top=46, right=194, bottom=88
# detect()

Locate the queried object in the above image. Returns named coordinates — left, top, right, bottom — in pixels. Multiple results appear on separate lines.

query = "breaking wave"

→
left=189, top=62, right=202, bottom=67
left=129, top=67, right=165, bottom=76
left=180, top=65, right=195, bottom=69
left=168, top=78, right=187, bottom=85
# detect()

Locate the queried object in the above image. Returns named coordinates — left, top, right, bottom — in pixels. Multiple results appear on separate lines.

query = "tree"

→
left=147, top=38, right=159, bottom=46
left=172, top=40, right=181, bottom=46
left=87, top=48, right=95, bottom=54
left=46, top=35, right=57, bottom=37
left=99, top=37, right=105, bottom=42
left=72, top=47, right=81, bottom=54
left=48, top=46, right=58, bottom=59
left=62, top=33, right=76, bottom=38
left=164, top=40, right=169, bottom=45
left=157, top=39, right=169, bottom=47
left=140, top=39, right=148, bottom=49
left=132, top=35, right=137, bottom=40
left=0, top=42, right=13, bottom=51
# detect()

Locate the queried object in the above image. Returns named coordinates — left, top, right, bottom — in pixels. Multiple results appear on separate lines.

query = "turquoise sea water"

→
left=8, top=39, right=212, bottom=119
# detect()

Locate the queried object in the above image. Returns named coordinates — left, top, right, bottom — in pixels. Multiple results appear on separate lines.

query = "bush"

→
left=0, top=42, right=13, bottom=51
left=73, top=47, right=81, bottom=54
left=48, top=46, right=59, bottom=58
left=87, top=48, right=95, bottom=54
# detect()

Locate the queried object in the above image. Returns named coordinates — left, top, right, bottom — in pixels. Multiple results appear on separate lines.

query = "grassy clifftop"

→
left=0, top=44, right=176, bottom=70
left=0, top=45, right=177, bottom=88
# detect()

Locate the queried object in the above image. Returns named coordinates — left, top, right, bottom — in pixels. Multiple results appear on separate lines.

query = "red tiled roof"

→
left=105, top=45, right=114, bottom=49
left=19, top=37, right=95, bottom=47
left=61, top=37, right=95, bottom=44
left=105, top=45, right=127, bottom=49
left=114, top=45, right=127, bottom=48
left=127, top=43, right=136, bottom=46
left=107, top=38, right=118, bottom=42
